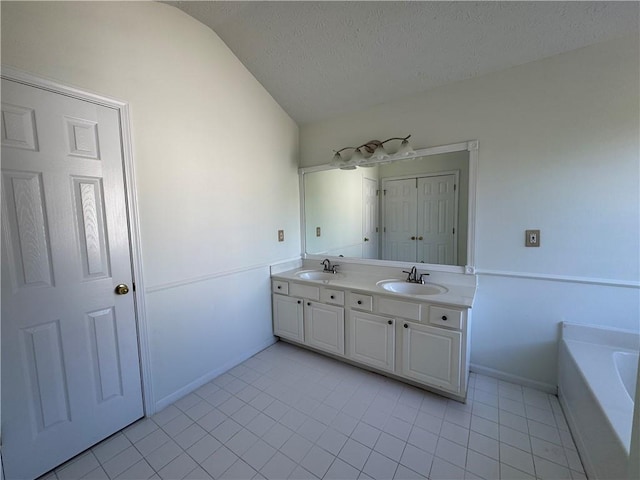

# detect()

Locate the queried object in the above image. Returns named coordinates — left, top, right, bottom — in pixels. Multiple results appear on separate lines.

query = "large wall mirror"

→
left=300, top=141, right=477, bottom=273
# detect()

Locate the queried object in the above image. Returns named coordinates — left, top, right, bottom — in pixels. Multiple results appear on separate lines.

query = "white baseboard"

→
left=470, top=363, right=557, bottom=394
left=154, top=337, right=277, bottom=412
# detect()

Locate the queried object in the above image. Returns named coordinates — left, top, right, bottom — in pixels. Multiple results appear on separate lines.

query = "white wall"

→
left=305, top=167, right=374, bottom=257
left=300, top=35, right=640, bottom=388
left=1, top=1, right=300, bottom=408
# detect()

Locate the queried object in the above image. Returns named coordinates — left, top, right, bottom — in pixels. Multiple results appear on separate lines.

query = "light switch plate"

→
left=278, top=230, right=284, bottom=242
left=525, top=229, right=540, bottom=247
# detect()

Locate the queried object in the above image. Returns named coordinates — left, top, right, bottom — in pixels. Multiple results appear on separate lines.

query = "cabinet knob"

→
left=418, top=236, right=423, bottom=240
left=441, top=315, right=448, bottom=321
left=404, top=323, right=408, bottom=328
left=297, top=300, right=301, bottom=304
left=277, top=285, right=281, bottom=289
left=330, top=295, right=335, bottom=299
left=410, top=236, right=416, bottom=240
left=388, top=320, right=393, bottom=325
left=307, top=302, right=311, bottom=306
left=357, top=300, right=362, bottom=305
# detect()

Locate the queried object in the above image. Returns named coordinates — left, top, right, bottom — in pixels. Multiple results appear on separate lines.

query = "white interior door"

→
left=382, top=178, right=417, bottom=261
left=417, top=175, right=457, bottom=265
left=1, top=79, right=143, bottom=480
left=362, top=178, right=379, bottom=259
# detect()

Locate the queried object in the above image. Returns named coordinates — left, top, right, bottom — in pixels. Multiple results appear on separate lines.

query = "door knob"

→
left=115, top=284, right=130, bottom=295
left=418, top=236, right=423, bottom=240
left=364, top=237, right=369, bottom=242
left=410, top=236, right=416, bottom=240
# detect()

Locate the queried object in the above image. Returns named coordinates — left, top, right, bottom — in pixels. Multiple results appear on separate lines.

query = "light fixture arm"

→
left=331, top=134, right=414, bottom=169
left=357, top=135, right=411, bottom=153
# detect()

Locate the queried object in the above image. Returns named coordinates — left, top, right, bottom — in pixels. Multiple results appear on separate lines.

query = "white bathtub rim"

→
left=562, top=321, right=640, bottom=351
left=562, top=337, right=635, bottom=454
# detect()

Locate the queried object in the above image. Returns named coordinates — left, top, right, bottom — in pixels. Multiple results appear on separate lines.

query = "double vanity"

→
left=283, top=139, right=480, bottom=401
left=271, top=262, right=477, bottom=401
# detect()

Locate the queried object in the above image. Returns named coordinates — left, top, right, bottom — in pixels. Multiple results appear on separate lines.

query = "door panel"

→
left=401, top=322, right=461, bottom=392
left=362, top=178, right=379, bottom=259
left=349, top=311, right=395, bottom=371
left=1, top=79, right=143, bottom=480
left=305, top=302, right=345, bottom=355
left=417, top=175, right=457, bottom=265
left=273, top=294, right=304, bottom=342
left=382, top=178, right=417, bottom=261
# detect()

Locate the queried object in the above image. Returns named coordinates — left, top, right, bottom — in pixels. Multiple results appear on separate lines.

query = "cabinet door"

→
left=273, top=294, right=304, bottom=342
left=350, top=311, right=395, bottom=372
left=304, top=301, right=344, bottom=355
left=382, top=178, right=418, bottom=261
left=401, top=322, right=461, bottom=393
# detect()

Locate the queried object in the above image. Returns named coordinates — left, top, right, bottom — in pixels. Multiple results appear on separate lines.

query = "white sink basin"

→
left=296, top=270, right=343, bottom=281
left=377, top=280, right=447, bottom=296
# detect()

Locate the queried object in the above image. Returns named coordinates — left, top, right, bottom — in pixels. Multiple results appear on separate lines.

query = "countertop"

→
left=271, top=267, right=477, bottom=308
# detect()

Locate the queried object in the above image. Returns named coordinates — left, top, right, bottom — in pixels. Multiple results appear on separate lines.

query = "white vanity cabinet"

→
left=272, top=291, right=304, bottom=342
left=304, top=300, right=345, bottom=355
left=349, top=311, right=395, bottom=372
left=272, top=280, right=345, bottom=356
left=271, top=277, right=472, bottom=401
left=401, top=321, right=462, bottom=392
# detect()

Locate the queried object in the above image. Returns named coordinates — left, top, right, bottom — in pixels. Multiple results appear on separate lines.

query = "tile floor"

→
left=43, top=342, right=586, bottom=480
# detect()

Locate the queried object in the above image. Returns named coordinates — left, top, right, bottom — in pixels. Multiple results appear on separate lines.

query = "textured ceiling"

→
left=168, top=1, right=639, bottom=125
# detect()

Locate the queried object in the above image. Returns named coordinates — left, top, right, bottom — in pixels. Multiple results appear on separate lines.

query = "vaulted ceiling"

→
left=168, top=1, right=639, bottom=124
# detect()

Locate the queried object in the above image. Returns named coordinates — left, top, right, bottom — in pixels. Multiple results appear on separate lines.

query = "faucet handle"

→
left=331, top=265, right=340, bottom=273
left=419, top=273, right=430, bottom=284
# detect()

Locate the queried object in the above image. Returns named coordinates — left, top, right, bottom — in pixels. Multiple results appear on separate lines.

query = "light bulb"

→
left=369, top=144, right=389, bottom=161
left=395, top=139, right=415, bottom=157
left=330, top=151, right=343, bottom=166
left=350, top=147, right=365, bottom=164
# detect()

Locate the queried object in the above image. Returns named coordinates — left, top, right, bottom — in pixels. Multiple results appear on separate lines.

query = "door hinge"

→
left=376, top=189, right=379, bottom=196
left=132, top=282, right=136, bottom=292
left=376, top=227, right=379, bottom=233
left=452, top=228, right=455, bottom=235
left=384, top=227, right=386, bottom=233
left=383, top=189, right=387, bottom=195
left=454, top=184, right=457, bottom=191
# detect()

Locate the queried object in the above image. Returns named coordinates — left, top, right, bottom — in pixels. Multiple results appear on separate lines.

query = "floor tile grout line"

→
left=42, top=345, right=585, bottom=480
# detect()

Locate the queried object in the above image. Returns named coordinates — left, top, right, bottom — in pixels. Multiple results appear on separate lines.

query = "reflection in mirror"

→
left=303, top=150, right=470, bottom=267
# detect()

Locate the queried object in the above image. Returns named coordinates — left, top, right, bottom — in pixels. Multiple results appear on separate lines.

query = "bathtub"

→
left=558, top=322, right=639, bottom=480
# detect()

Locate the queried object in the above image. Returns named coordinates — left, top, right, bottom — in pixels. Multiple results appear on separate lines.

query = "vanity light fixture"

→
left=330, top=135, right=414, bottom=170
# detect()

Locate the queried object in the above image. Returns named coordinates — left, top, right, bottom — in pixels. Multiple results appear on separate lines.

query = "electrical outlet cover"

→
left=525, top=229, right=540, bottom=247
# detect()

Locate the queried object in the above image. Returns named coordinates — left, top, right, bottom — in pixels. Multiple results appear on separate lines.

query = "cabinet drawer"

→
left=290, top=282, right=320, bottom=301
left=321, top=288, right=345, bottom=306
left=429, top=306, right=463, bottom=330
left=350, top=293, right=373, bottom=311
left=378, top=296, right=424, bottom=322
left=272, top=280, right=289, bottom=295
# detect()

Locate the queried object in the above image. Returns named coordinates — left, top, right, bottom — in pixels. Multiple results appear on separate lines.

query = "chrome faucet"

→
left=321, top=258, right=340, bottom=274
left=402, top=266, right=429, bottom=284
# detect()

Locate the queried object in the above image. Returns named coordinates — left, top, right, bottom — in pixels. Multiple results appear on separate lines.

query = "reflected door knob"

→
left=418, top=236, right=423, bottom=240
left=115, top=284, right=130, bottom=295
